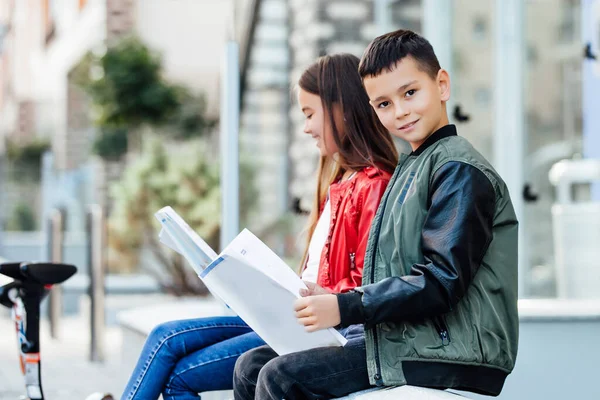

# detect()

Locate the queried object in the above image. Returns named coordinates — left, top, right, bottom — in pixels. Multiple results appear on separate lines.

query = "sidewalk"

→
left=0, top=310, right=133, bottom=399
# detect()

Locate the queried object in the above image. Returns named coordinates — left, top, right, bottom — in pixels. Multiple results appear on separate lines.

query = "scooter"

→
left=0, top=261, right=77, bottom=400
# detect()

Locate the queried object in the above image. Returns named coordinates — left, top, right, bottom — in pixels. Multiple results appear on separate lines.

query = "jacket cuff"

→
left=336, top=291, right=366, bottom=327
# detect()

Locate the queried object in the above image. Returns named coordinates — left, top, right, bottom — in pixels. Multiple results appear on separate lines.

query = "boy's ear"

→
left=437, top=69, right=451, bottom=102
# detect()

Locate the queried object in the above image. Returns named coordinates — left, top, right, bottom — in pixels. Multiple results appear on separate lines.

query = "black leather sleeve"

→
left=337, top=161, right=496, bottom=328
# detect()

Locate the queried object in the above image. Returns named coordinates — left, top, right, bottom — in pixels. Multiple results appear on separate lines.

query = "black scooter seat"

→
left=0, top=262, right=77, bottom=285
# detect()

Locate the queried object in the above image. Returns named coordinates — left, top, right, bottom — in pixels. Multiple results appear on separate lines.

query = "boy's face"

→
left=363, top=56, right=450, bottom=151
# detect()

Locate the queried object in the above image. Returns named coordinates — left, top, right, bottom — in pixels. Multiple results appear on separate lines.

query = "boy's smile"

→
left=363, top=56, right=450, bottom=151
left=397, top=118, right=420, bottom=133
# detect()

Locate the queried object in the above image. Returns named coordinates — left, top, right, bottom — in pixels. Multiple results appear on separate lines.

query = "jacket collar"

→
left=411, top=124, right=457, bottom=156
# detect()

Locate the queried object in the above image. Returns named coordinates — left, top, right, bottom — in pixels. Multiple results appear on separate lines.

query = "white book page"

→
left=156, top=217, right=211, bottom=275
left=155, top=208, right=231, bottom=310
left=155, top=207, right=218, bottom=267
left=222, top=229, right=308, bottom=297
left=158, top=228, right=181, bottom=254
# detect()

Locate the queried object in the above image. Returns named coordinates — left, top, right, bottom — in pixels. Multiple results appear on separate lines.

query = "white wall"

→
left=12, top=0, right=37, bottom=99
left=33, top=0, right=107, bottom=93
left=32, top=0, right=106, bottom=136
left=0, top=0, right=47, bottom=146
left=136, top=0, right=231, bottom=116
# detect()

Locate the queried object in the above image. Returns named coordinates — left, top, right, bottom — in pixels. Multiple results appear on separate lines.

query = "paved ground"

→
left=0, top=311, right=131, bottom=400
left=0, top=279, right=230, bottom=400
left=0, top=291, right=175, bottom=400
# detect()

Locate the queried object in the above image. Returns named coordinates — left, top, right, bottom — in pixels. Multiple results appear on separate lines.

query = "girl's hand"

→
left=294, top=294, right=341, bottom=332
left=299, top=281, right=331, bottom=297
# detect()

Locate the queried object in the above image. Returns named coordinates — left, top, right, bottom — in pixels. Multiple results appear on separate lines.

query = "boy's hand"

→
left=299, top=281, right=331, bottom=297
left=294, top=294, right=341, bottom=332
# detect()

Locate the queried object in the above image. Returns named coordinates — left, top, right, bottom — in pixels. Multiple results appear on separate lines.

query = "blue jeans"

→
left=233, top=325, right=370, bottom=400
left=121, top=316, right=265, bottom=400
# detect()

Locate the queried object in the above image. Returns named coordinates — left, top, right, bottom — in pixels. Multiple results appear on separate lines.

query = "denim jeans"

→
left=121, top=316, right=265, bottom=400
left=233, top=325, right=372, bottom=400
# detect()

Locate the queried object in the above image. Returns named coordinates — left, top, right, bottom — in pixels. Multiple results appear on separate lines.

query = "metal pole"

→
left=582, top=0, right=600, bottom=200
left=48, top=209, right=64, bottom=339
left=220, top=36, right=241, bottom=249
left=423, top=0, right=454, bottom=121
left=494, top=0, right=526, bottom=297
left=374, top=0, right=394, bottom=35
left=87, top=204, right=106, bottom=362
left=0, top=154, right=4, bottom=253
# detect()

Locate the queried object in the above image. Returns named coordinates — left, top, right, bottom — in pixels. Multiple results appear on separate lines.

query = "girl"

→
left=116, top=53, right=398, bottom=400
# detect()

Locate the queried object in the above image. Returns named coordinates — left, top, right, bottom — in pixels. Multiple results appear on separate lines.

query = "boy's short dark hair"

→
left=358, top=29, right=441, bottom=80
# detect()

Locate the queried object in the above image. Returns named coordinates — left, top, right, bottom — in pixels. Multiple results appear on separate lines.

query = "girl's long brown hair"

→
left=298, top=53, right=398, bottom=272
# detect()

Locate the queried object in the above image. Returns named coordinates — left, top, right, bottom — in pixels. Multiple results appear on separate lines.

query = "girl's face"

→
left=298, top=88, right=341, bottom=157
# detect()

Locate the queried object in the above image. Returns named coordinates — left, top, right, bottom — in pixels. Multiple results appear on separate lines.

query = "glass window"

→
left=452, top=0, right=495, bottom=161
left=524, top=0, right=583, bottom=297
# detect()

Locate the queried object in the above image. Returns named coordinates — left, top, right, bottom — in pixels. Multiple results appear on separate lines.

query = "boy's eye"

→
left=405, top=89, right=416, bottom=98
left=306, top=114, right=313, bottom=120
left=377, top=101, right=390, bottom=109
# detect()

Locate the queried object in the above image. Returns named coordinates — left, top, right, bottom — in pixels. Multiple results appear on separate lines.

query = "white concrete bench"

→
left=117, top=298, right=463, bottom=400
left=119, top=298, right=600, bottom=399
left=335, top=386, right=463, bottom=399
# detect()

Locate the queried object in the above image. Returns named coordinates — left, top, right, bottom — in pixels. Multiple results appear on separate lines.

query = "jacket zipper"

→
left=433, top=316, right=451, bottom=346
left=371, top=326, right=383, bottom=385
left=349, top=253, right=356, bottom=269
left=367, top=156, right=411, bottom=385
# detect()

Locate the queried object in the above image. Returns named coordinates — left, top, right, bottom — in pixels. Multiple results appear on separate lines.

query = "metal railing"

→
left=238, top=0, right=262, bottom=110
left=46, top=205, right=107, bottom=361
left=47, top=209, right=65, bottom=339
left=87, top=204, right=106, bottom=362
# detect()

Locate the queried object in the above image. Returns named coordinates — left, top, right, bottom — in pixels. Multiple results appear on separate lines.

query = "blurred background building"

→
left=0, top=0, right=598, bottom=298
left=0, top=0, right=599, bottom=399
left=0, top=0, right=598, bottom=295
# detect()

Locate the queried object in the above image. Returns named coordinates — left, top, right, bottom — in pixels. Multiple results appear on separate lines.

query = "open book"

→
left=155, top=206, right=347, bottom=355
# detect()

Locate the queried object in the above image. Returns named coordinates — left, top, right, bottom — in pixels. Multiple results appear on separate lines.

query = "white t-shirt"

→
left=301, top=197, right=331, bottom=283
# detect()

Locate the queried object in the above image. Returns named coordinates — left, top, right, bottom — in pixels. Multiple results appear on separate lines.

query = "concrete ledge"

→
left=117, top=298, right=463, bottom=400
left=117, top=297, right=228, bottom=337
left=63, top=274, right=162, bottom=294
left=116, top=298, right=600, bottom=399
left=518, top=298, right=600, bottom=322
left=117, top=297, right=235, bottom=400
left=335, top=386, right=463, bottom=399
left=61, top=274, right=163, bottom=315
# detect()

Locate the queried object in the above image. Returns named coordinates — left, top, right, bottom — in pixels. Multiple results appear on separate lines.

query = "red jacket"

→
left=307, top=166, right=391, bottom=293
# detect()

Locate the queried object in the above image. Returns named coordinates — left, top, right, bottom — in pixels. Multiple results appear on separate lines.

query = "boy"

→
left=233, top=29, right=519, bottom=399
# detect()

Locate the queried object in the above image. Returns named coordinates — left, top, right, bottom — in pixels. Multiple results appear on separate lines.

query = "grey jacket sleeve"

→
left=336, top=161, right=496, bottom=328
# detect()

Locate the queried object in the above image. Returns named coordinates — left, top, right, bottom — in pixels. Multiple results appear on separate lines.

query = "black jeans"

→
left=233, top=325, right=372, bottom=400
